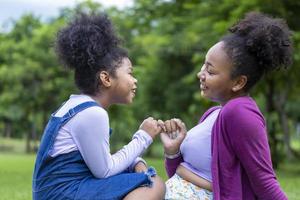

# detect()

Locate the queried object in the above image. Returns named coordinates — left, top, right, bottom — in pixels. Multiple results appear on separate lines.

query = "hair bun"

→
left=56, top=13, right=122, bottom=72
left=229, top=12, right=293, bottom=72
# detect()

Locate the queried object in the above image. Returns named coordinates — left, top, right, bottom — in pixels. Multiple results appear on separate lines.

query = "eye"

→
left=129, top=72, right=134, bottom=76
left=206, top=67, right=215, bottom=75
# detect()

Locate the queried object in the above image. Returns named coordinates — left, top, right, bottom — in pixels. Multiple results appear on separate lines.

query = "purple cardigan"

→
left=165, top=96, right=287, bottom=200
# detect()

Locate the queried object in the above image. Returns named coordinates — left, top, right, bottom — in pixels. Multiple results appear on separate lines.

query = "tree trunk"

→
left=274, top=89, right=294, bottom=160
left=25, top=130, right=31, bottom=153
left=279, top=110, right=293, bottom=159
left=31, top=121, right=38, bottom=152
left=265, top=77, right=279, bottom=168
left=26, top=121, right=39, bottom=153
left=4, top=120, right=12, bottom=138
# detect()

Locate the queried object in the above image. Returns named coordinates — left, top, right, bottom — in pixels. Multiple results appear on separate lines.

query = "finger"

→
left=157, top=119, right=166, bottom=132
left=164, top=120, right=172, bottom=133
left=174, top=119, right=186, bottom=132
left=156, top=121, right=162, bottom=133
left=170, top=119, right=177, bottom=133
left=173, top=120, right=187, bottom=140
left=146, top=117, right=154, bottom=121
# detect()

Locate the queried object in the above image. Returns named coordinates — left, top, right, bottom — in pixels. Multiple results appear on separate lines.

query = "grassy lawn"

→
left=0, top=153, right=35, bottom=200
left=0, top=153, right=299, bottom=200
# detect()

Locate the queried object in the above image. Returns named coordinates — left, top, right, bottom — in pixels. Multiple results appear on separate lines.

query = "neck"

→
left=220, top=92, right=249, bottom=106
left=88, top=92, right=111, bottom=110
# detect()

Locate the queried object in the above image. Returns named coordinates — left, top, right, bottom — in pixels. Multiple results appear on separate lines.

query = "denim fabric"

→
left=32, top=101, right=152, bottom=200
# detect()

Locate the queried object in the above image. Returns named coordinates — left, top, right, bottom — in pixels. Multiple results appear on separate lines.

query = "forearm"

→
left=165, top=155, right=183, bottom=178
left=102, top=130, right=153, bottom=177
left=79, top=130, right=152, bottom=178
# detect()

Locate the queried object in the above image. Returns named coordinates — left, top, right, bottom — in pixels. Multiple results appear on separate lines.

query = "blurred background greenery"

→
left=1, top=0, right=300, bottom=199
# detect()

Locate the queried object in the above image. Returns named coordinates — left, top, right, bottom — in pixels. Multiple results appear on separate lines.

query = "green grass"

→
left=276, top=160, right=300, bottom=200
left=0, top=153, right=35, bottom=200
left=0, top=153, right=299, bottom=200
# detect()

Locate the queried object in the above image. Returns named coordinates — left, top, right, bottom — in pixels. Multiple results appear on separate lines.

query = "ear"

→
left=232, top=75, right=247, bottom=92
left=99, top=71, right=112, bottom=88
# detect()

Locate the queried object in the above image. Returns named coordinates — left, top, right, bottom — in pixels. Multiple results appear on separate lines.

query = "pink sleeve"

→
left=164, top=156, right=183, bottom=178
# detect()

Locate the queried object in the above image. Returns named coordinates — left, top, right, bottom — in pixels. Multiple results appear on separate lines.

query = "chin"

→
left=125, top=97, right=134, bottom=104
left=201, top=91, right=208, bottom=98
left=201, top=93, right=214, bottom=102
left=127, top=99, right=134, bottom=104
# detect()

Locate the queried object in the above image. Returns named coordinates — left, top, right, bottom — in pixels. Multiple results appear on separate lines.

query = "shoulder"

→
left=220, top=96, right=265, bottom=133
left=76, top=106, right=109, bottom=122
left=56, top=94, right=109, bottom=120
left=221, top=97, right=261, bottom=118
left=67, top=106, right=109, bottom=134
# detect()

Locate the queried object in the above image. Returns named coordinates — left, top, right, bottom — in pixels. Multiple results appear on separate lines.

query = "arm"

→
left=165, top=155, right=183, bottom=177
left=176, top=165, right=212, bottom=191
left=160, top=119, right=187, bottom=178
left=225, top=105, right=287, bottom=199
left=71, top=107, right=153, bottom=178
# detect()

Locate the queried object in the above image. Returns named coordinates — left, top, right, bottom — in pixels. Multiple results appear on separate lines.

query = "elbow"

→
left=91, top=169, right=110, bottom=179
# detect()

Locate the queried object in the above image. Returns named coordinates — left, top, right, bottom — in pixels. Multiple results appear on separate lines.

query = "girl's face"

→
left=110, top=57, right=138, bottom=104
left=197, top=41, right=237, bottom=105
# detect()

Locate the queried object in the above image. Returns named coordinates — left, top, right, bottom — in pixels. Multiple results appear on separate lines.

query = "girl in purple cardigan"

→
left=161, top=12, right=292, bottom=200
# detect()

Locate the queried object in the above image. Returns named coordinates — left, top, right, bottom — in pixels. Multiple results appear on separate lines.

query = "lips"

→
left=132, top=88, right=137, bottom=95
left=200, top=84, right=207, bottom=90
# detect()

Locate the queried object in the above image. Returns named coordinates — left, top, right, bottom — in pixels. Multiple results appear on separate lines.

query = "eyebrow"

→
left=205, top=61, right=215, bottom=67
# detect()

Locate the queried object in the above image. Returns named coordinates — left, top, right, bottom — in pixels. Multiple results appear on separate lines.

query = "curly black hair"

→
left=221, top=12, right=293, bottom=91
left=55, top=13, right=127, bottom=95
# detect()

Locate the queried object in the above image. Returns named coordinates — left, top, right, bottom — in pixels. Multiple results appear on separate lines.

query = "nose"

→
left=197, top=71, right=202, bottom=79
left=197, top=66, right=205, bottom=80
left=133, top=77, right=138, bottom=84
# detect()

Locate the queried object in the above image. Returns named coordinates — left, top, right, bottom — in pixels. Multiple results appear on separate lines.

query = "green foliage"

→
left=0, top=0, right=300, bottom=161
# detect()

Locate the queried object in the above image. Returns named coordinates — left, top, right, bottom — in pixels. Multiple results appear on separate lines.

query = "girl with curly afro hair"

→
left=33, top=14, right=165, bottom=200
left=162, top=12, right=292, bottom=200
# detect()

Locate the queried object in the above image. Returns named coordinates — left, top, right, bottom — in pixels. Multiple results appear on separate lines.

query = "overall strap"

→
left=61, top=101, right=100, bottom=124
left=39, top=101, right=100, bottom=163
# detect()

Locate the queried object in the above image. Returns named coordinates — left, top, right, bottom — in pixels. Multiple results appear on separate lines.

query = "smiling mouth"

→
left=200, top=84, right=207, bottom=90
left=132, top=88, right=137, bottom=94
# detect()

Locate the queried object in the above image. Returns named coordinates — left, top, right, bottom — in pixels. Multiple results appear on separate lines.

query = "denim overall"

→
left=32, top=101, right=155, bottom=200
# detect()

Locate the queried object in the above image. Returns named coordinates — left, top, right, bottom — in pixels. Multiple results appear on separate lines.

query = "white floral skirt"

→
left=165, top=174, right=213, bottom=200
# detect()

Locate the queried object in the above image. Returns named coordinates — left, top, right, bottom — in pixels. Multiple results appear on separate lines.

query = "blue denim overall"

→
left=32, top=101, right=155, bottom=200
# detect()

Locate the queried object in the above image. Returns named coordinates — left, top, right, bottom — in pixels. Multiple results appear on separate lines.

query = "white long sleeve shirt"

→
left=49, top=94, right=152, bottom=178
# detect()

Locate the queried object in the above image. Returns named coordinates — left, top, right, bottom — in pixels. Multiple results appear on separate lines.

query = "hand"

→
left=139, top=117, right=162, bottom=139
left=160, top=118, right=187, bottom=155
left=134, top=161, right=148, bottom=173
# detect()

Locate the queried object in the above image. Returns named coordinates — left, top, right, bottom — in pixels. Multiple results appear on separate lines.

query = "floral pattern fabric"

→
left=165, top=174, right=213, bottom=200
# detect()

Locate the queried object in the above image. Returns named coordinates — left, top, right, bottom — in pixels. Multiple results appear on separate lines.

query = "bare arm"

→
left=176, top=165, right=212, bottom=191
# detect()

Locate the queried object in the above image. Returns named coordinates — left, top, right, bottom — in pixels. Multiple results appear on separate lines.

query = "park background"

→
left=1, top=0, right=300, bottom=199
